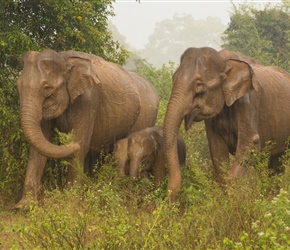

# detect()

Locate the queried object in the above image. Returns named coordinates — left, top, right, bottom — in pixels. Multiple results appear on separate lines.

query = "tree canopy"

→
left=222, top=1, right=290, bottom=70
left=0, top=0, right=129, bottom=69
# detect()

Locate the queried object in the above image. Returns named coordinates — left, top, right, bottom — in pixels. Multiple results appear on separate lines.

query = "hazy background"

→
left=109, top=0, right=232, bottom=49
left=109, top=0, right=282, bottom=66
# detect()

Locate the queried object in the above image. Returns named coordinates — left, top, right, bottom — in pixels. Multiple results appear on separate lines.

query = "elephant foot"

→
left=13, top=195, right=38, bottom=211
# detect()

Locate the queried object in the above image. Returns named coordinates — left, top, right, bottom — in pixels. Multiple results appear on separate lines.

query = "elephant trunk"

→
left=116, top=155, right=129, bottom=177
left=20, top=102, right=80, bottom=159
left=129, top=157, right=140, bottom=178
left=163, top=93, right=185, bottom=200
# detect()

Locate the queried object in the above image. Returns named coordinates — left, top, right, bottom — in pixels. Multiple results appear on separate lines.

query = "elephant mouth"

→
left=42, top=103, right=61, bottom=120
left=184, top=105, right=201, bottom=130
left=184, top=105, right=216, bottom=129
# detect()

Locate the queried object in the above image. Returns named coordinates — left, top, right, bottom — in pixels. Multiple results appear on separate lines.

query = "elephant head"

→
left=127, top=128, right=163, bottom=178
left=17, top=49, right=100, bottom=158
left=163, top=47, right=259, bottom=198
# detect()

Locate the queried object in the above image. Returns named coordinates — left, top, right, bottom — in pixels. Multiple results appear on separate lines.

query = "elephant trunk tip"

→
left=167, top=166, right=181, bottom=197
left=53, top=142, right=81, bottom=159
left=70, top=142, right=81, bottom=153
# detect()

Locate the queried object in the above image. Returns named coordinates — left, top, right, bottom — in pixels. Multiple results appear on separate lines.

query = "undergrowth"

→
left=1, top=140, right=290, bottom=249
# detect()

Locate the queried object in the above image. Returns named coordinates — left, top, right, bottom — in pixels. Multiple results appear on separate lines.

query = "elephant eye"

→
left=195, top=82, right=206, bottom=94
left=42, top=83, right=54, bottom=97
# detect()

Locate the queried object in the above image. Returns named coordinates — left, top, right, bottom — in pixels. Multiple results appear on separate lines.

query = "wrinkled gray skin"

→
left=114, top=126, right=186, bottom=184
left=163, top=47, right=290, bottom=199
left=15, top=49, right=159, bottom=208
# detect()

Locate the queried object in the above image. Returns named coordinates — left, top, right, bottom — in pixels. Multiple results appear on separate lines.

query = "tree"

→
left=222, top=1, right=290, bottom=71
left=0, top=0, right=129, bottom=205
left=0, top=0, right=129, bottom=68
left=141, top=14, right=226, bottom=67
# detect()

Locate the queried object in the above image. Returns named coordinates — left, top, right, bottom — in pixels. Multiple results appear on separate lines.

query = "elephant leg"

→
left=67, top=153, right=86, bottom=185
left=14, top=147, right=47, bottom=209
left=205, top=120, right=230, bottom=183
left=65, top=113, right=94, bottom=184
left=153, top=152, right=166, bottom=185
left=269, top=153, right=284, bottom=175
left=268, top=153, right=284, bottom=196
left=229, top=99, right=260, bottom=181
left=117, top=156, right=129, bottom=177
left=14, top=122, right=52, bottom=209
left=84, top=150, right=99, bottom=177
left=66, top=137, right=91, bottom=184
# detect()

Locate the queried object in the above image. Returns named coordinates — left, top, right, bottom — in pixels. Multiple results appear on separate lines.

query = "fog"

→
left=109, top=0, right=233, bottom=49
left=109, top=0, right=282, bottom=66
left=110, top=0, right=282, bottom=48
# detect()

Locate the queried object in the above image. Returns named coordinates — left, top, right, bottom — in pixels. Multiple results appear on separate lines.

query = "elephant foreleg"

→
left=229, top=98, right=260, bottom=180
left=269, top=153, right=284, bottom=175
left=153, top=151, right=166, bottom=185
left=205, top=120, right=230, bottom=184
left=67, top=154, right=86, bottom=185
left=14, top=147, right=47, bottom=209
left=66, top=138, right=90, bottom=185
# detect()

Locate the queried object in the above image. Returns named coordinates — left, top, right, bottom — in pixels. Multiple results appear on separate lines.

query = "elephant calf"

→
left=113, top=126, right=186, bottom=184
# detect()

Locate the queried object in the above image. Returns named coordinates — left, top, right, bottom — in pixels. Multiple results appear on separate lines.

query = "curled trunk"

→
left=21, top=103, right=80, bottom=159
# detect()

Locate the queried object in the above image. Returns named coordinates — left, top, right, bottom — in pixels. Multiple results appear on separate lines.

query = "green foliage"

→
left=0, top=68, right=28, bottom=206
left=224, top=189, right=290, bottom=249
left=1, top=148, right=290, bottom=249
left=0, top=0, right=129, bottom=68
left=222, top=1, right=290, bottom=70
left=134, top=59, right=177, bottom=126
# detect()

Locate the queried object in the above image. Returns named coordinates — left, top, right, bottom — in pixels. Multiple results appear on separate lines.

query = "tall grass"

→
left=1, top=128, right=290, bottom=249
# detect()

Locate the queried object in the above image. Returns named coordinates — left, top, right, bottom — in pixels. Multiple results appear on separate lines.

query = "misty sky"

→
left=109, top=0, right=282, bottom=49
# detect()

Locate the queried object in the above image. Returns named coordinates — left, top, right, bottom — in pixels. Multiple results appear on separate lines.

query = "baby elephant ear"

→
left=66, top=57, right=100, bottom=103
left=222, top=59, right=253, bottom=106
left=150, top=129, right=163, bottom=150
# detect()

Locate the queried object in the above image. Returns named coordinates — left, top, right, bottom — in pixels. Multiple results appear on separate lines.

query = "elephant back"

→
left=129, top=72, right=159, bottom=132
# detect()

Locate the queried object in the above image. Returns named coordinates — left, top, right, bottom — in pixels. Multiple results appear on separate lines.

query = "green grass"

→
left=1, top=128, right=290, bottom=249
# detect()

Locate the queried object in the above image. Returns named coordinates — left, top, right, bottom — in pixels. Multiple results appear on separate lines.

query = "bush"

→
left=1, top=131, right=290, bottom=249
left=0, top=68, right=28, bottom=206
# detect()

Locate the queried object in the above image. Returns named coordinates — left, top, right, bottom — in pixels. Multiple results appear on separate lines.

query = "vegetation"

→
left=222, top=0, right=290, bottom=71
left=1, top=0, right=290, bottom=249
left=1, top=144, right=290, bottom=249
left=0, top=0, right=129, bottom=67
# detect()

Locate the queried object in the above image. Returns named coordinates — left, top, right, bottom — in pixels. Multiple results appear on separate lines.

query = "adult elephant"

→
left=15, top=49, right=159, bottom=208
left=114, top=126, right=186, bottom=184
left=163, top=46, right=290, bottom=199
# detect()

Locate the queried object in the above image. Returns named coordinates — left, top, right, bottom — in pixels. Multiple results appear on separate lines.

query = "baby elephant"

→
left=113, top=126, right=186, bottom=184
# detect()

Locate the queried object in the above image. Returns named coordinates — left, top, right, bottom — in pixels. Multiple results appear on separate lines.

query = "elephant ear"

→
left=66, top=57, right=100, bottom=103
left=150, top=129, right=163, bottom=151
left=222, top=59, right=258, bottom=106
